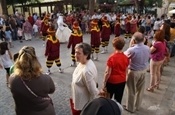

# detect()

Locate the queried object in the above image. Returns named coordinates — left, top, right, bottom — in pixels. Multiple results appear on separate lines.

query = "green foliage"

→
left=6, top=0, right=41, bottom=5
left=143, top=0, right=163, bottom=7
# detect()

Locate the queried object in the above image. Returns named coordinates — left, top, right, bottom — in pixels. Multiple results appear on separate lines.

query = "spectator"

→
left=4, top=16, right=13, bottom=47
left=80, top=97, right=123, bottom=115
left=9, top=53, right=19, bottom=75
left=17, top=27, right=23, bottom=42
left=22, top=19, right=33, bottom=41
left=33, top=23, right=39, bottom=38
left=70, top=43, right=99, bottom=115
left=147, top=30, right=167, bottom=92
left=102, top=37, right=129, bottom=104
left=0, top=26, right=6, bottom=41
left=9, top=46, right=56, bottom=115
left=0, top=41, right=13, bottom=87
left=9, top=15, right=18, bottom=41
left=124, top=32, right=150, bottom=113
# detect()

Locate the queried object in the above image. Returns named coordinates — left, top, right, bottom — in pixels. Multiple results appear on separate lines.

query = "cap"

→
left=43, top=14, right=50, bottom=21
left=73, top=21, right=79, bottom=29
left=91, top=19, right=98, bottom=25
left=47, top=27, right=55, bottom=36
left=101, top=16, right=108, bottom=22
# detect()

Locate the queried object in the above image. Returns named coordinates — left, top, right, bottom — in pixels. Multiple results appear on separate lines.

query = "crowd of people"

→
left=0, top=9, right=175, bottom=115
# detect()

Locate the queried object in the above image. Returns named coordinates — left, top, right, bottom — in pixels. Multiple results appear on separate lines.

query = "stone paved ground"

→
left=0, top=34, right=175, bottom=115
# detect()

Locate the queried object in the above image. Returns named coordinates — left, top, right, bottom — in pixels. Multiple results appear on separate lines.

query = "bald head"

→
left=132, top=32, right=144, bottom=43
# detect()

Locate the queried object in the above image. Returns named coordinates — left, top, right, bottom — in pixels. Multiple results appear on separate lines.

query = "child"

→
left=67, top=21, right=83, bottom=66
left=90, top=19, right=101, bottom=60
left=17, top=27, right=23, bottom=43
left=0, top=41, right=13, bottom=87
left=100, top=16, right=111, bottom=54
left=33, top=23, right=39, bottom=38
left=45, top=23, right=63, bottom=74
left=9, top=53, right=19, bottom=75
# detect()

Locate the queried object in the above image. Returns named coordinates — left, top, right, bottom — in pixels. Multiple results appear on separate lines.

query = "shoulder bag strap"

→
left=20, top=78, right=38, bottom=97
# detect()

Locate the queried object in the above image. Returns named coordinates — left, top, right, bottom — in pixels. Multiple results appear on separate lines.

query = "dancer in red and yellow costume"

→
left=45, top=24, right=63, bottom=75
left=67, top=21, right=83, bottom=66
left=100, top=16, right=111, bottom=54
left=40, top=14, right=50, bottom=46
left=90, top=19, right=100, bottom=60
left=125, top=17, right=131, bottom=39
left=114, top=18, right=121, bottom=37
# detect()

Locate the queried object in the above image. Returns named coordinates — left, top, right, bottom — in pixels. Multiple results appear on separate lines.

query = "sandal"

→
left=123, top=105, right=134, bottom=113
left=146, top=87, right=154, bottom=92
left=154, top=84, right=159, bottom=89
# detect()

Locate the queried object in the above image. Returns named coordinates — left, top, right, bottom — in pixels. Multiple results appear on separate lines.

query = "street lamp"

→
left=114, top=0, right=117, bottom=12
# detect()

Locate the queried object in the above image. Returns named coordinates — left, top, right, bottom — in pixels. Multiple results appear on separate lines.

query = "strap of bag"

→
left=20, top=78, right=38, bottom=97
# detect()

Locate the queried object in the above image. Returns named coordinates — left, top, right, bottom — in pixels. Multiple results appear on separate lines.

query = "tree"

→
left=89, top=0, right=95, bottom=15
left=0, top=0, right=8, bottom=15
left=133, top=0, right=145, bottom=14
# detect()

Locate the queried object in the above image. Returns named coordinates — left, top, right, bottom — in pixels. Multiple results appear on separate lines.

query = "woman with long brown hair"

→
left=9, top=46, right=56, bottom=115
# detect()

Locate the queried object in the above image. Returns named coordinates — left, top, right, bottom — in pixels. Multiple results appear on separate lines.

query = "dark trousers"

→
left=106, top=82, right=126, bottom=104
left=12, top=28, right=18, bottom=40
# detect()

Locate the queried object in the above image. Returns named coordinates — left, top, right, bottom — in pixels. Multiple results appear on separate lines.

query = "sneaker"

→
left=58, top=68, right=63, bottom=73
left=70, top=62, right=76, bottom=67
left=46, top=71, right=51, bottom=75
left=101, top=50, right=106, bottom=54
left=105, top=49, right=108, bottom=53
left=94, top=57, right=98, bottom=61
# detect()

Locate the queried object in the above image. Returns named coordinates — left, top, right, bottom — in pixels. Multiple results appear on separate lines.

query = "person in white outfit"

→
left=56, top=15, right=71, bottom=43
left=33, top=24, right=39, bottom=38
left=153, top=18, right=161, bottom=33
left=70, top=43, right=99, bottom=115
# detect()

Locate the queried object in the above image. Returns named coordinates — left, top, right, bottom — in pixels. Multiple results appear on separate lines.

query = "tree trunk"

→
left=89, top=0, right=95, bottom=15
left=134, top=0, right=139, bottom=13
left=0, top=0, right=8, bottom=15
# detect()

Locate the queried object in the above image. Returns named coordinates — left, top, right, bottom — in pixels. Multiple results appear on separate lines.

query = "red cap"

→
left=91, top=19, right=98, bottom=25
left=73, top=21, right=79, bottom=29
left=47, top=28, right=55, bottom=36
left=101, top=16, right=108, bottom=22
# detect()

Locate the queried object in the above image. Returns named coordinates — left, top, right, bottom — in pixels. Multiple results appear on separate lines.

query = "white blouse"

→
left=71, top=59, right=99, bottom=110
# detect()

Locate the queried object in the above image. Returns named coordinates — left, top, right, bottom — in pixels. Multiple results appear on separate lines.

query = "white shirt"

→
left=33, top=24, right=38, bottom=32
left=153, top=20, right=161, bottom=30
left=0, top=50, right=13, bottom=68
left=71, top=59, right=99, bottom=110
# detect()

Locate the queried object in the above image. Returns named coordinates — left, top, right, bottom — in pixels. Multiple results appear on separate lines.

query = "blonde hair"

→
left=14, top=46, right=42, bottom=80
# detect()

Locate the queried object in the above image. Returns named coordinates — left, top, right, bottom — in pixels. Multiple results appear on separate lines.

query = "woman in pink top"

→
left=147, top=30, right=167, bottom=92
left=22, top=19, right=33, bottom=41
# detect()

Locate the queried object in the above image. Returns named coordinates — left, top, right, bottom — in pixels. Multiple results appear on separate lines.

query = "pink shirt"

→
left=151, top=41, right=166, bottom=61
